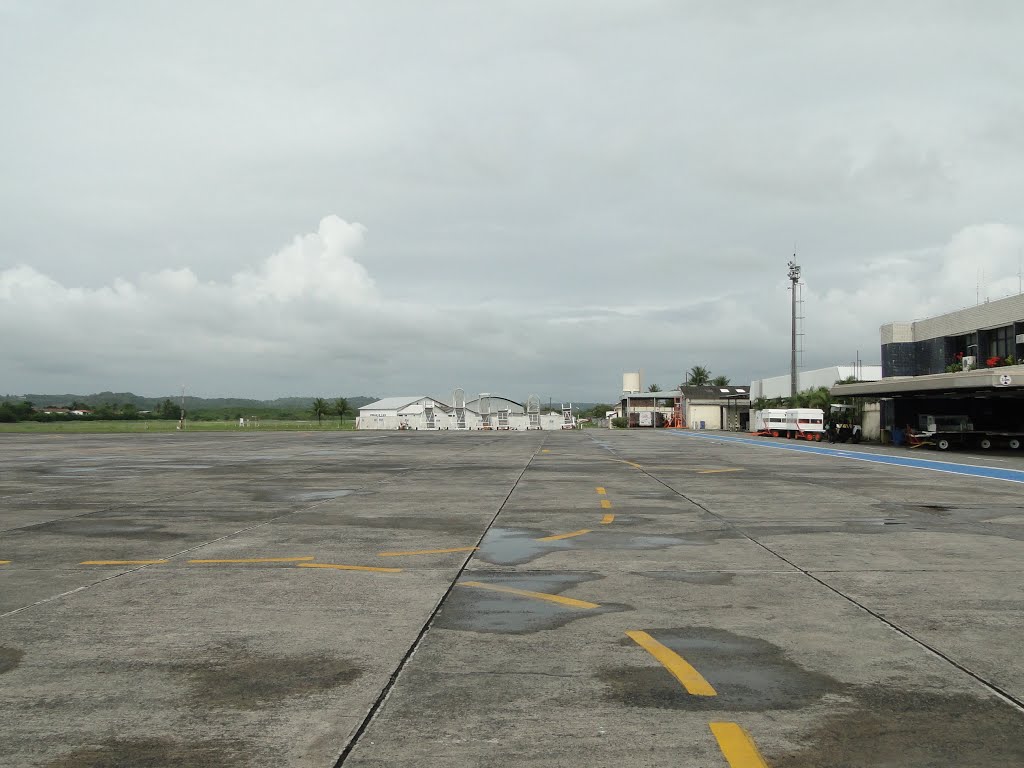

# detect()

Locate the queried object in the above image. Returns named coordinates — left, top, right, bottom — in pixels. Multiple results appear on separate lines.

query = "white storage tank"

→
left=623, top=372, right=641, bottom=393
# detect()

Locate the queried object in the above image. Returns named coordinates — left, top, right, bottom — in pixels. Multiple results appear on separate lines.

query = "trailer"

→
left=751, top=408, right=787, bottom=437
left=906, top=414, right=1024, bottom=451
left=784, top=408, right=826, bottom=441
left=751, top=408, right=825, bottom=440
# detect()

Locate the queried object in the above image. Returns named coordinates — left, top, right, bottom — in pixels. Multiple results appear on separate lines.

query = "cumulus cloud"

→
left=3, top=216, right=1021, bottom=399
left=3, top=4, right=1024, bottom=399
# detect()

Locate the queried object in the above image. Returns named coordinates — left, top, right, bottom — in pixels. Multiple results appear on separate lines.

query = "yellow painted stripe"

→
left=609, top=458, right=643, bottom=469
left=600, top=499, right=612, bottom=509
left=0, top=560, right=11, bottom=564
left=709, top=722, right=769, bottom=767
left=541, top=449, right=551, bottom=453
left=595, top=487, right=606, bottom=495
left=537, top=529, right=591, bottom=541
left=297, top=563, right=401, bottom=573
left=80, top=559, right=168, bottom=565
left=459, top=581, right=599, bottom=609
left=188, top=556, right=315, bottom=563
left=378, top=546, right=478, bottom=557
left=601, top=514, right=615, bottom=524
left=697, top=468, right=743, bottom=474
left=626, top=630, right=717, bottom=696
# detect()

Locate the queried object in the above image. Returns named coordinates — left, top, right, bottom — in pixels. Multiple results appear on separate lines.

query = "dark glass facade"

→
left=883, top=322, right=1022, bottom=377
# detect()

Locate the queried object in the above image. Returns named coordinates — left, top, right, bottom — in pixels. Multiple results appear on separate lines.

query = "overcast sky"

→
left=3, top=1, right=1023, bottom=401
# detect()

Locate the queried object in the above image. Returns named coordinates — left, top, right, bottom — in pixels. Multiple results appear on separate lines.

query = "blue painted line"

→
left=665, top=431, right=1024, bottom=484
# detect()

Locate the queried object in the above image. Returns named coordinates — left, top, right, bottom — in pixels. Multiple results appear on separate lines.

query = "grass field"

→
left=0, top=419, right=356, bottom=433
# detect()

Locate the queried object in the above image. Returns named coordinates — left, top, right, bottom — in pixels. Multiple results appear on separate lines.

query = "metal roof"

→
left=359, top=396, right=437, bottom=411
left=831, top=365, right=1024, bottom=398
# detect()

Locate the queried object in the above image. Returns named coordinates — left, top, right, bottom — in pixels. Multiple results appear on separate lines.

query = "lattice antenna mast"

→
left=787, top=259, right=801, bottom=398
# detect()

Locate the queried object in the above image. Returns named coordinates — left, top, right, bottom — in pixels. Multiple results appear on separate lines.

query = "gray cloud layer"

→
left=2, top=2, right=1023, bottom=399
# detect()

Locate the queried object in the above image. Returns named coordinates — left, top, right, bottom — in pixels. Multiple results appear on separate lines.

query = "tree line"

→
left=0, top=397, right=362, bottom=424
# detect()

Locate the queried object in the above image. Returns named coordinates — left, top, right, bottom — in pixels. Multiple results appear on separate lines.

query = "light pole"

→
left=788, top=259, right=801, bottom=399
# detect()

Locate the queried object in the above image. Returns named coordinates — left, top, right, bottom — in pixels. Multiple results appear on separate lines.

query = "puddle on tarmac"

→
left=183, top=643, right=362, bottom=710
left=29, top=520, right=185, bottom=540
left=44, top=737, right=248, bottom=768
left=252, top=489, right=355, bottom=503
left=475, top=528, right=572, bottom=565
left=769, top=688, right=1024, bottom=767
left=327, top=514, right=485, bottom=535
left=636, top=572, right=736, bottom=586
left=599, top=627, right=844, bottom=711
left=0, top=646, right=24, bottom=674
left=292, top=490, right=356, bottom=502
left=744, top=503, right=1024, bottom=542
left=435, top=572, right=629, bottom=634
left=475, top=527, right=730, bottom=566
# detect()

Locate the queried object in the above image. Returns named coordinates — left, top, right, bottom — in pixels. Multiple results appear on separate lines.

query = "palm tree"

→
left=311, top=397, right=329, bottom=426
left=646, top=384, right=662, bottom=392
left=333, top=397, right=351, bottom=427
left=711, top=375, right=731, bottom=386
left=686, top=366, right=711, bottom=385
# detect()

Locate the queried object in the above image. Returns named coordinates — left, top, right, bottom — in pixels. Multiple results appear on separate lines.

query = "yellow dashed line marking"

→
left=80, top=560, right=168, bottom=565
left=378, top=546, right=478, bottom=557
left=537, top=529, right=591, bottom=541
left=600, top=499, right=612, bottom=509
left=459, top=581, right=599, bottom=609
left=609, top=458, right=644, bottom=469
left=189, top=556, right=315, bottom=564
left=709, top=722, right=769, bottom=767
left=595, top=487, right=606, bottom=495
left=0, top=560, right=11, bottom=564
left=541, top=449, right=551, bottom=453
left=297, top=563, right=401, bottom=573
left=626, top=630, right=717, bottom=696
left=601, top=514, right=615, bottom=524
left=697, top=468, right=744, bottom=474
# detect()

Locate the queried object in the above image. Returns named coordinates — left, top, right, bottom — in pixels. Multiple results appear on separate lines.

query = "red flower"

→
left=986, top=356, right=1001, bottom=368
left=954, top=352, right=964, bottom=360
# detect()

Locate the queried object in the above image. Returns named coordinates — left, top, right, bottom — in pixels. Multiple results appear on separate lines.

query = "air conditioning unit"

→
left=961, top=356, right=976, bottom=371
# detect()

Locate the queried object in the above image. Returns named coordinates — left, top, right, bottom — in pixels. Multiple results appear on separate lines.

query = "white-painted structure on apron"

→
left=357, top=392, right=569, bottom=431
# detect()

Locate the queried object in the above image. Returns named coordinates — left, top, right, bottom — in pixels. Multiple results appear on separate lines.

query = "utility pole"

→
left=788, top=258, right=801, bottom=399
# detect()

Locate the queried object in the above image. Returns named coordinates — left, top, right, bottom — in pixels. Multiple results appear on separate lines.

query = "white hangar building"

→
left=357, top=393, right=569, bottom=431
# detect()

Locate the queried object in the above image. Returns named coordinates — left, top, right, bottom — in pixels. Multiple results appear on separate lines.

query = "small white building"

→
left=357, top=396, right=451, bottom=430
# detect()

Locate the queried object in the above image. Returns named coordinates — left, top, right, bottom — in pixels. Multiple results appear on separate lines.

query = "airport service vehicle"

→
left=827, top=403, right=862, bottom=444
left=907, top=414, right=1023, bottom=451
left=785, top=408, right=825, bottom=441
left=752, top=408, right=825, bottom=440
left=752, top=408, right=788, bottom=437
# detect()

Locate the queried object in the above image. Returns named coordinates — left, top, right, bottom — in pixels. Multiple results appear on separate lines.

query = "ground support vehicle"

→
left=908, top=429, right=1023, bottom=451
left=906, top=414, right=1023, bottom=451
left=784, top=408, right=826, bottom=441
left=751, top=408, right=788, bottom=437
left=827, top=403, right=862, bottom=444
left=751, top=408, right=825, bottom=440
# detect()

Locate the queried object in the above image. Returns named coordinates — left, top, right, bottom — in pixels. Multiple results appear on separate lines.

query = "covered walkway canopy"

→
left=831, top=365, right=1024, bottom=399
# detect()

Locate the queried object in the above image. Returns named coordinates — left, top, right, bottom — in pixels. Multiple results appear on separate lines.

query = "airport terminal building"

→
left=881, top=293, right=1024, bottom=376
left=835, top=293, right=1024, bottom=442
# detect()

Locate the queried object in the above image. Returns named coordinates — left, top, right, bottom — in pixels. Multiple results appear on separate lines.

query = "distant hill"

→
left=2, top=392, right=378, bottom=411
